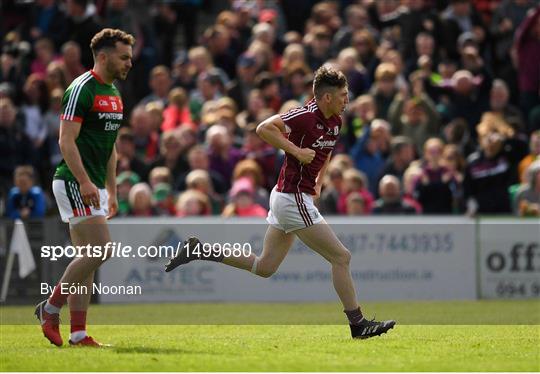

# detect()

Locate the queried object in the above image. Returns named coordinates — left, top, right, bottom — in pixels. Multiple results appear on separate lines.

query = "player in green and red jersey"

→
left=35, top=29, right=135, bottom=347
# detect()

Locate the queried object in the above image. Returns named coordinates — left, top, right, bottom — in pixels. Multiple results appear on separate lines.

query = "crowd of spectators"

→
left=1, top=0, right=539, bottom=219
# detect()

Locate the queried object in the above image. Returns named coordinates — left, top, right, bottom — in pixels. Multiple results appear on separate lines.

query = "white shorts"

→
left=52, top=179, right=109, bottom=223
left=266, top=187, right=324, bottom=233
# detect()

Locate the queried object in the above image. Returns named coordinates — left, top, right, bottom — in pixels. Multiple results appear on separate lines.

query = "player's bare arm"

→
left=58, top=120, right=100, bottom=209
left=256, top=115, right=316, bottom=164
left=105, top=147, right=118, bottom=219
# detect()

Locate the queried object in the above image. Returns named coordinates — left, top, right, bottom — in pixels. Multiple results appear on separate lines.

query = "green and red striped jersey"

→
left=54, top=70, right=123, bottom=188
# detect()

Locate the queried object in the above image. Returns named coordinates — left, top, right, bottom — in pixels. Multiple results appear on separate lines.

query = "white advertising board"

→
left=479, top=219, right=540, bottom=299
left=98, top=217, right=476, bottom=302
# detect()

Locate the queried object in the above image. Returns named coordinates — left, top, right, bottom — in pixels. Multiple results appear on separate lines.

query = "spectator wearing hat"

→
left=222, top=177, right=267, bottom=218
left=152, top=182, right=176, bottom=216
left=5, top=165, right=46, bottom=219
left=116, top=171, right=140, bottom=216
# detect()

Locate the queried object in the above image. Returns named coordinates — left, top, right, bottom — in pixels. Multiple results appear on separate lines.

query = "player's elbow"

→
left=255, top=122, right=267, bottom=137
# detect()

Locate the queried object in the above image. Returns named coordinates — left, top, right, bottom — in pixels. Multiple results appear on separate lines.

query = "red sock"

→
left=48, top=283, right=69, bottom=308
left=70, top=311, right=87, bottom=333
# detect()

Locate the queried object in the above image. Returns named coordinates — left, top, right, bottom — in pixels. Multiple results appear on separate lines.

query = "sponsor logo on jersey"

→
left=98, top=112, right=124, bottom=120
left=312, top=136, right=337, bottom=149
left=92, top=95, right=123, bottom=113
left=104, top=121, right=121, bottom=131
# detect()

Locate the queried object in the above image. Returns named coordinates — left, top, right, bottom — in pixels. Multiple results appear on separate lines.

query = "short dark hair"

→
left=90, top=28, right=135, bottom=56
left=313, top=65, right=347, bottom=99
left=391, top=136, right=413, bottom=154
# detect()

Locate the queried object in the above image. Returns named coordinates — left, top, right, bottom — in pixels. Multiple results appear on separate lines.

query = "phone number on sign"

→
left=339, top=233, right=454, bottom=253
left=186, top=242, right=252, bottom=258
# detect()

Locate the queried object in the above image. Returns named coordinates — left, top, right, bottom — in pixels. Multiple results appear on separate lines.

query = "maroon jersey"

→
left=276, top=99, right=341, bottom=195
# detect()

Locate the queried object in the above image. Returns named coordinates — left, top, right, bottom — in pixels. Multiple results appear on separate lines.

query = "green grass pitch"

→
left=1, top=300, right=539, bottom=371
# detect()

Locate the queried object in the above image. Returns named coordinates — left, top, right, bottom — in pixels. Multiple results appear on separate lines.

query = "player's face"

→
left=330, top=86, right=349, bottom=116
left=105, top=42, right=133, bottom=80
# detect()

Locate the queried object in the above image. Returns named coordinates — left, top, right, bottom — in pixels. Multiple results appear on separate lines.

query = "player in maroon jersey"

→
left=166, top=66, right=395, bottom=339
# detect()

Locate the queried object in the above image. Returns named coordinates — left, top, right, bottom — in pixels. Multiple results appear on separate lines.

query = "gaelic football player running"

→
left=35, top=29, right=135, bottom=347
left=166, top=66, right=395, bottom=339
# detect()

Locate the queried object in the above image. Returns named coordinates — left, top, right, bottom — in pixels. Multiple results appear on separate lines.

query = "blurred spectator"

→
left=128, top=182, right=156, bottom=217
left=130, top=105, right=159, bottom=164
left=465, top=114, right=528, bottom=214
left=319, top=164, right=344, bottom=215
left=150, top=129, right=189, bottom=181
left=519, top=130, right=540, bottom=182
left=185, top=169, right=223, bottom=215
left=21, top=74, right=49, bottom=149
left=343, top=94, right=377, bottom=150
left=139, top=65, right=172, bottom=107
left=402, top=165, right=424, bottom=213
left=161, top=87, right=194, bottom=132
left=514, top=5, right=540, bottom=132
left=489, top=79, right=525, bottom=133
left=26, top=0, right=67, bottom=49
left=305, top=25, right=333, bottom=71
left=175, top=189, right=211, bottom=217
left=152, top=182, right=175, bottom=216
left=175, top=145, right=227, bottom=194
left=116, top=171, right=140, bottom=216
left=145, top=101, right=164, bottom=134
left=64, top=0, right=102, bottom=69
left=116, top=127, right=150, bottom=181
left=444, top=70, right=490, bottom=136
left=44, top=88, right=63, bottom=167
left=255, top=72, right=281, bottom=113
left=442, top=117, right=477, bottom=156
left=227, top=53, right=258, bottom=111
left=414, top=138, right=458, bottom=214
left=222, top=177, right=267, bottom=217
left=370, top=63, right=399, bottom=120
left=337, top=48, right=369, bottom=98
left=232, top=159, right=269, bottom=209
left=351, top=29, right=378, bottom=81
left=202, top=25, right=236, bottom=80
left=515, top=160, right=540, bottom=216
left=241, top=123, right=277, bottom=190
left=337, top=168, right=374, bottom=215
left=388, top=75, right=441, bottom=154
left=60, top=41, right=86, bottom=85
left=378, top=136, right=416, bottom=185
left=372, top=175, right=417, bottom=214
left=190, top=70, right=224, bottom=122
left=31, top=37, right=58, bottom=76
left=345, top=191, right=366, bottom=216
left=5, top=166, right=46, bottom=219
left=0, top=98, right=36, bottom=198
left=350, top=119, right=391, bottom=194
left=206, top=125, right=244, bottom=190
left=332, top=4, right=377, bottom=56
left=45, top=61, right=68, bottom=92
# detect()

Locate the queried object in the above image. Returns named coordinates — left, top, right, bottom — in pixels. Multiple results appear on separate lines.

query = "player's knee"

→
left=332, top=249, right=351, bottom=267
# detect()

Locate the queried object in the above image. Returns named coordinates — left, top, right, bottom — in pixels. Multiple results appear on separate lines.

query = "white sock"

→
left=250, top=258, right=259, bottom=274
left=44, top=301, right=60, bottom=314
left=70, top=330, right=87, bottom=343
